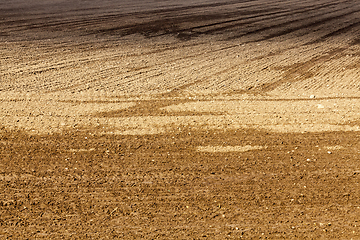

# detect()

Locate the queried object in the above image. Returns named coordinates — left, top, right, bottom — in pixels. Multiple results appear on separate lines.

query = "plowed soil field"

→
left=1, top=0, right=360, bottom=238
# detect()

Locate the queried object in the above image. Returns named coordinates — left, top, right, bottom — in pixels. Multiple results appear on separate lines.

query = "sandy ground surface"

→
left=1, top=0, right=360, bottom=238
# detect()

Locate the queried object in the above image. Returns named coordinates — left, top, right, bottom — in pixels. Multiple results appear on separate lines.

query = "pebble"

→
left=310, top=95, right=315, bottom=99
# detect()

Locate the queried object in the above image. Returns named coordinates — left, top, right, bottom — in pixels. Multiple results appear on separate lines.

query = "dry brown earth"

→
left=1, top=0, right=360, bottom=238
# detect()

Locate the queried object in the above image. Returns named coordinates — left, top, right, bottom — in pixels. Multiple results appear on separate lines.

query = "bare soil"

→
left=1, top=0, right=360, bottom=238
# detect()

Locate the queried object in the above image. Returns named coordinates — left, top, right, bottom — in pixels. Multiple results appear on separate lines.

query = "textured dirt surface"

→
left=1, top=0, right=360, bottom=238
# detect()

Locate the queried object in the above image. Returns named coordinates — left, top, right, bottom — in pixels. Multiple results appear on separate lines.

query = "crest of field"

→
left=1, top=93, right=360, bottom=135
left=109, top=97, right=360, bottom=135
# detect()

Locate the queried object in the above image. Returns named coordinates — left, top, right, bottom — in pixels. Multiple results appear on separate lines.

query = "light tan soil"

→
left=1, top=0, right=360, bottom=238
